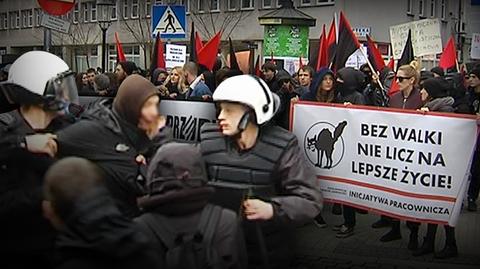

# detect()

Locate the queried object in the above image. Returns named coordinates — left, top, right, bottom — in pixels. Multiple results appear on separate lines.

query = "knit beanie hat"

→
left=422, top=77, right=450, bottom=99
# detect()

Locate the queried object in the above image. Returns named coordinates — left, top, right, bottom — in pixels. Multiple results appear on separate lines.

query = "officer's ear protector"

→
left=251, top=75, right=271, bottom=114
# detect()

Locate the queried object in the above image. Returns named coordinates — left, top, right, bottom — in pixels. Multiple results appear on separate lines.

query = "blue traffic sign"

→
left=152, top=5, right=186, bottom=39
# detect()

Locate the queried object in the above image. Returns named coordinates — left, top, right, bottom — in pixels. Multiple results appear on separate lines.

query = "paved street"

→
left=292, top=203, right=480, bottom=269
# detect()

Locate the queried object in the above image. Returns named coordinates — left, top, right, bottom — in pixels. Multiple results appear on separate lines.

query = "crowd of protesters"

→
left=0, top=48, right=479, bottom=269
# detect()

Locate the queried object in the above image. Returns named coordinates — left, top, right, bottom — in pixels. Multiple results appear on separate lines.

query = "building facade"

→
left=0, top=0, right=478, bottom=72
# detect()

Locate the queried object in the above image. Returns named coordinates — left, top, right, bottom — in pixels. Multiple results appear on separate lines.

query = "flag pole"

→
left=455, top=58, right=460, bottom=73
left=359, top=46, right=384, bottom=90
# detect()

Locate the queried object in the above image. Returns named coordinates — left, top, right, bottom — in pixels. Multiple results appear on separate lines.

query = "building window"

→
left=145, top=0, right=151, bottom=18
left=300, top=0, right=312, bottom=6
left=241, top=0, right=254, bottom=9
left=198, top=0, right=206, bottom=12
left=83, top=3, right=89, bottom=22
left=317, top=0, right=334, bottom=4
left=9, top=12, right=15, bottom=29
left=263, top=0, right=272, bottom=8
left=73, top=2, right=79, bottom=23
left=111, top=2, right=118, bottom=20
left=2, top=13, right=7, bottom=30
left=27, top=9, right=33, bottom=27
left=22, top=10, right=28, bottom=28
left=132, top=0, right=139, bottom=18
left=123, top=0, right=129, bottom=19
left=228, top=0, right=237, bottom=10
left=15, top=10, right=20, bottom=28
left=35, top=9, right=41, bottom=27
left=407, top=0, right=413, bottom=14
left=430, top=0, right=436, bottom=17
left=211, top=0, right=219, bottom=11
left=419, top=0, right=425, bottom=17
left=91, top=2, right=97, bottom=22
left=441, top=0, right=447, bottom=20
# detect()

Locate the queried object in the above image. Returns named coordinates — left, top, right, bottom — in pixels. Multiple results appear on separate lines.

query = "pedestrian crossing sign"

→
left=152, top=5, right=186, bottom=39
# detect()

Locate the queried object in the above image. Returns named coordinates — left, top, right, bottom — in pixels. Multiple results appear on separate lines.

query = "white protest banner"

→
left=291, top=102, right=477, bottom=226
left=165, top=44, right=187, bottom=69
left=390, top=18, right=442, bottom=59
left=471, top=33, right=480, bottom=59
left=159, top=99, right=216, bottom=142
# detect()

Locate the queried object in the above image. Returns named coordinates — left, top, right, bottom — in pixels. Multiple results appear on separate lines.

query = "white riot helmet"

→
left=5, top=51, right=80, bottom=115
left=213, top=75, right=280, bottom=125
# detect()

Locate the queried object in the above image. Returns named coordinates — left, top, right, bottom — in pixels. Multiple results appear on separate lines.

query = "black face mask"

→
left=335, top=81, right=346, bottom=95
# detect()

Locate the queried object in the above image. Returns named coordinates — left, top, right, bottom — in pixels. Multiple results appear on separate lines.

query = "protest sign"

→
left=390, top=18, right=443, bottom=59
left=291, top=102, right=477, bottom=226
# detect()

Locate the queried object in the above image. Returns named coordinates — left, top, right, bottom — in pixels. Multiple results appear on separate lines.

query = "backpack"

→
left=137, top=204, right=225, bottom=269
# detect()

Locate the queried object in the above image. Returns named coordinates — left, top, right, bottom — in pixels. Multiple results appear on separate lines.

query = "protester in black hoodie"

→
left=56, top=75, right=169, bottom=218
left=136, top=142, right=247, bottom=269
left=43, top=157, right=162, bottom=269
left=335, top=67, right=367, bottom=105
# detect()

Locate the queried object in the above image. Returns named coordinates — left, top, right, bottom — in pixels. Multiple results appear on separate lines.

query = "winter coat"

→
left=53, top=186, right=161, bottom=269
left=423, top=96, right=455, bottom=113
left=188, top=81, right=212, bottom=99
left=389, top=88, right=423, bottom=109
left=0, top=110, right=73, bottom=268
left=56, top=102, right=169, bottom=218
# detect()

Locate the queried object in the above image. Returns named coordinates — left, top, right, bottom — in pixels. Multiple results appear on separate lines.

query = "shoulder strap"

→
left=197, top=204, right=222, bottom=246
left=137, top=213, right=177, bottom=249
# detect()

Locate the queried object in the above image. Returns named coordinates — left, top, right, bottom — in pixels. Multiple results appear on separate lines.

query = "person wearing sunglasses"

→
left=389, top=65, right=423, bottom=110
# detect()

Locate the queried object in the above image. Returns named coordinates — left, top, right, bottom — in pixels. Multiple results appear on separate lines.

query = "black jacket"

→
left=0, top=110, right=73, bottom=268
left=53, top=186, right=161, bottom=269
left=56, top=102, right=169, bottom=218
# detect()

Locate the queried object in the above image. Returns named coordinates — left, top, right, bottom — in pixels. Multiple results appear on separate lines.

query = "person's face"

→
left=469, top=74, right=480, bottom=90
left=138, top=95, right=160, bottom=131
left=81, top=74, right=88, bottom=85
left=158, top=72, right=168, bottom=83
left=115, top=65, right=127, bottom=81
left=396, top=70, right=415, bottom=92
left=217, top=102, right=248, bottom=136
left=279, top=79, right=291, bottom=90
left=420, top=88, right=430, bottom=102
left=321, top=74, right=334, bottom=92
left=263, top=69, right=275, bottom=81
left=87, top=72, right=95, bottom=84
left=170, top=69, right=180, bottom=84
left=298, top=70, right=312, bottom=87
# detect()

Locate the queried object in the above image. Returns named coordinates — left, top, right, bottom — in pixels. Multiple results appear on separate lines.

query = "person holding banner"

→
left=411, top=77, right=458, bottom=259
left=199, top=74, right=322, bottom=269
left=164, top=66, right=189, bottom=100
left=375, top=64, right=423, bottom=247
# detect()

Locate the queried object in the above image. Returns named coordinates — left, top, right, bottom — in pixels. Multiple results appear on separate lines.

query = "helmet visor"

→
left=44, top=70, right=79, bottom=107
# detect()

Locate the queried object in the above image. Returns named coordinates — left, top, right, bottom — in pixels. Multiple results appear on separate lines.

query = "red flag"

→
left=389, top=77, right=400, bottom=97
left=299, top=55, right=304, bottom=70
left=195, top=32, right=204, bottom=55
left=333, top=12, right=361, bottom=70
left=197, top=31, right=222, bottom=70
left=270, top=51, right=275, bottom=64
left=150, top=34, right=165, bottom=72
left=439, top=36, right=457, bottom=70
left=115, top=32, right=126, bottom=62
left=387, top=57, right=395, bottom=70
left=316, top=24, right=328, bottom=71
left=326, top=17, right=336, bottom=65
left=366, top=34, right=386, bottom=72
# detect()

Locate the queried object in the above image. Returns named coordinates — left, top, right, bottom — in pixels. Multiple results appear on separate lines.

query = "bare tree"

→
left=188, top=1, right=252, bottom=40
left=119, top=1, right=152, bottom=70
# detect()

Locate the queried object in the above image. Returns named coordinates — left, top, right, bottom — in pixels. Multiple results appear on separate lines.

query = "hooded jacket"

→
left=301, top=68, right=335, bottom=102
left=274, top=70, right=301, bottom=130
left=0, top=110, right=74, bottom=268
left=335, top=67, right=366, bottom=105
left=57, top=75, right=167, bottom=218
left=53, top=186, right=161, bottom=269
left=136, top=143, right=247, bottom=269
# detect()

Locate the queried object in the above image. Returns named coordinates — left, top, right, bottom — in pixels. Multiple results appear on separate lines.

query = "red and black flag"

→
left=333, top=12, right=361, bottom=71
left=396, top=29, right=414, bottom=70
left=366, top=34, right=386, bottom=72
left=229, top=37, right=240, bottom=71
left=326, top=17, right=337, bottom=66
left=315, top=24, right=328, bottom=71
left=115, top=32, right=126, bottom=62
left=254, top=55, right=262, bottom=77
left=189, top=21, right=197, bottom=62
left=150, top=34, right=165, bottom=74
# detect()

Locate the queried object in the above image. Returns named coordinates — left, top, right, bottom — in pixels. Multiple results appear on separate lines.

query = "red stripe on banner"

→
left=318, top=175, right=456, bottom=202
left=324, top=198, right=450, bottom=226
left=293, top=101, right=478, bottom=120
